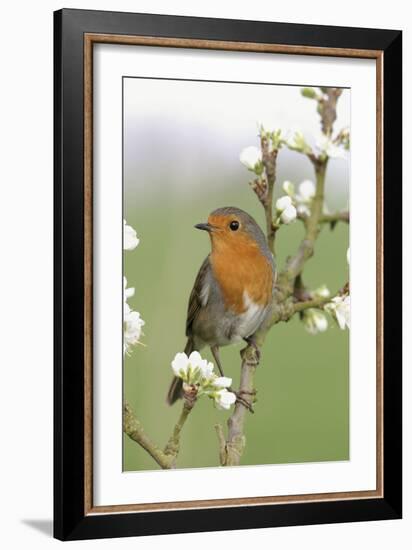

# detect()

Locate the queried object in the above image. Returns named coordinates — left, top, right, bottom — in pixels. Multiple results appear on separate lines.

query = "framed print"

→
left=54, top=9, right=402, bottom=541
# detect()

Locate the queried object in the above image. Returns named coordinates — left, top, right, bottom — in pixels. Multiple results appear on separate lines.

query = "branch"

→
left=217, top=328, right=271, bottom=467
left=224, top=344, right=260, bottom=466
left=124, top=400, right=193, bottom=469
left=298, top=210, right=349, bottom=226
left=291, top=295, right=333, bottom=314
left=163, top=401, right=194, bottom=458
left=319, top=211, right=349, bottom=225
left=215, top=423, right=228, bottom=466
left=281, top=161, right=328, bottom=283
left=250, top=133, right=279, bottom=254
left=260, top=134, right=278, bottom=253
left=317, top=87, right=343, bottom=136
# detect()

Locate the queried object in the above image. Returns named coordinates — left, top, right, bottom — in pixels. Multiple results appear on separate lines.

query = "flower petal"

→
left=214, top=389, right=237, bottom=410
left=188, top=351, right=203, bottom=369
left=239, top=146, right=262, bottom=170
left=124, top=220, right=139, bottom=251
left=276, top=195, right=292, bottom=211
left=280, top=205, right=297, bottom=224
left=200, top=361, right=214, bottom=380
left=298, top=179, right=316, bottom=201
left=171, top=352, right=189, bottom=377
left=213, top=376, right=232, bottom=388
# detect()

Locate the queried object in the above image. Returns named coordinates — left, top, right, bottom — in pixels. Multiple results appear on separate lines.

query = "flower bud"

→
left=303, top=309, right=328, bottom=335
left=316, top=134, right=346, bottom=159
left=282, top=180, right=295, bottom=197
left=287, top=130, right=312, bottom=155
left=280, top=205, right=297, bottom=224
left=301, top=87, right=317, bottom=99
left=239, top=146, right=263, bottom=173
left=313, top=284, right=331, bottom=298
left=297, top=180, right=316, bottom=202
left=276, top=195, right=292, bottom=211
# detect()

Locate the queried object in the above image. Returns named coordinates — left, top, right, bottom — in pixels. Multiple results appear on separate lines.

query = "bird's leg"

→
left=210, top=345, right=225, bottom=377
left=210, top=345, right=255, bottom=413
left=243, top=336, right=261, bottom=364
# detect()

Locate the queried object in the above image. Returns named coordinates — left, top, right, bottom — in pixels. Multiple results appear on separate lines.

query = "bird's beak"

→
left=195, top=222, right=214, bottom=232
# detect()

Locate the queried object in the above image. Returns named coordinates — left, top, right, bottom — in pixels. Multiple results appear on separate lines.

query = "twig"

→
left=164, top=401, right=194, bottom=460
left=260, top=134, right=278, bottom=253
left=320, top=211, right=349, bottom=225
left=281, top=161, right=327, bottom=283
left=291, top=295, right=333, bottom=314
left=317, top=87, right=343, bottom=136
left=250, top=133, right=279, bottom=254
left=124, top=400, right=193, bottom=469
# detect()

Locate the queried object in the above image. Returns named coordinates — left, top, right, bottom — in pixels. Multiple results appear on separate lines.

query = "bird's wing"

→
left=186, top=255, right=211, bottom=338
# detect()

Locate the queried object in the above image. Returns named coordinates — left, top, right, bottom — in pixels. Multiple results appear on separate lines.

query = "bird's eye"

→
left=229, top=220, right=240, bottom=231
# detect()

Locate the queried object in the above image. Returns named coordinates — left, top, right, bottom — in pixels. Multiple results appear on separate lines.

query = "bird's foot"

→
left=243, top=337, right=261, bottom=363
left=234, top=389, right=256, bottom=413
left=241, top=346, right=260, bottom=367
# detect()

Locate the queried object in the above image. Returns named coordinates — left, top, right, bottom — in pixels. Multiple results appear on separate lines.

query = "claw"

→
left=243, top=337, right=261, bottom=363
left=234, top=390, right=255, bottom=413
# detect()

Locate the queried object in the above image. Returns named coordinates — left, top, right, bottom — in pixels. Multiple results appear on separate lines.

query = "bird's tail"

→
left=166, top=339, right=195, bottom=405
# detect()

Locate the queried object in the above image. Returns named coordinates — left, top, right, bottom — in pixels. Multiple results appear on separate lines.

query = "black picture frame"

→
left=54, top=8, right=402, bottom=541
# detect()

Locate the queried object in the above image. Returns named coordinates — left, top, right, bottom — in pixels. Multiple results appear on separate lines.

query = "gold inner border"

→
left=84, top=33, right=384, bottom=515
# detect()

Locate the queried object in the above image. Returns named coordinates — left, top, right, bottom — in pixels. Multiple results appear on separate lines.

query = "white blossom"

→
left=316, top=135, right=346, bottom=159
left=297, top=179, right=316, bottom=202
left=198, top=358, right=215, bottom=382
left=213, top=376, right=232, bottom=388
left=123, top=277, right=144, bottom=354
left=276, top=195, right=292, bottom=211
left=214, top=389, right=237, bottom=410
left=171, top=351, right=210, bottom=382
left=293, top=180, right=316, bottom=218
left=313, top=284, right=331, bottom=298
left=124, top=310, right=145, bottom=354
left=286, top=130, right=312, bottom=154
left=280, top=205, right=297, bottom=224
left=282, top=180, right=295, bottom=196
left=326, top=295, right=350, bottom=330
left=347, top=248, right=350, bottom=265
left=171, top=352, right=191, bottom=378
left=276, top=195, right=297, bottom=224
left=124, top=219, right=139, bottom=251
left=303, top=309, right=328, bottom=335
left=239, top=146, right=262, bottom=172
left=170, top=351, right=237, bottom=410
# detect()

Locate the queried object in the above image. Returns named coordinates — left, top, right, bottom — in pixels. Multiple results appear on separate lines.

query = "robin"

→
left=167, top=206, right=276, bottom=406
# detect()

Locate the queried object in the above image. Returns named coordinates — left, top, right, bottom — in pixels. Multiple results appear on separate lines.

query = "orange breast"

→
left=210, top=237, right=273, bottom=314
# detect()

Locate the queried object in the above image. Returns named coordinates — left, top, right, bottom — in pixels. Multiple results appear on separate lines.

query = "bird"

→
left=167, top=206, right=276, bottom=406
